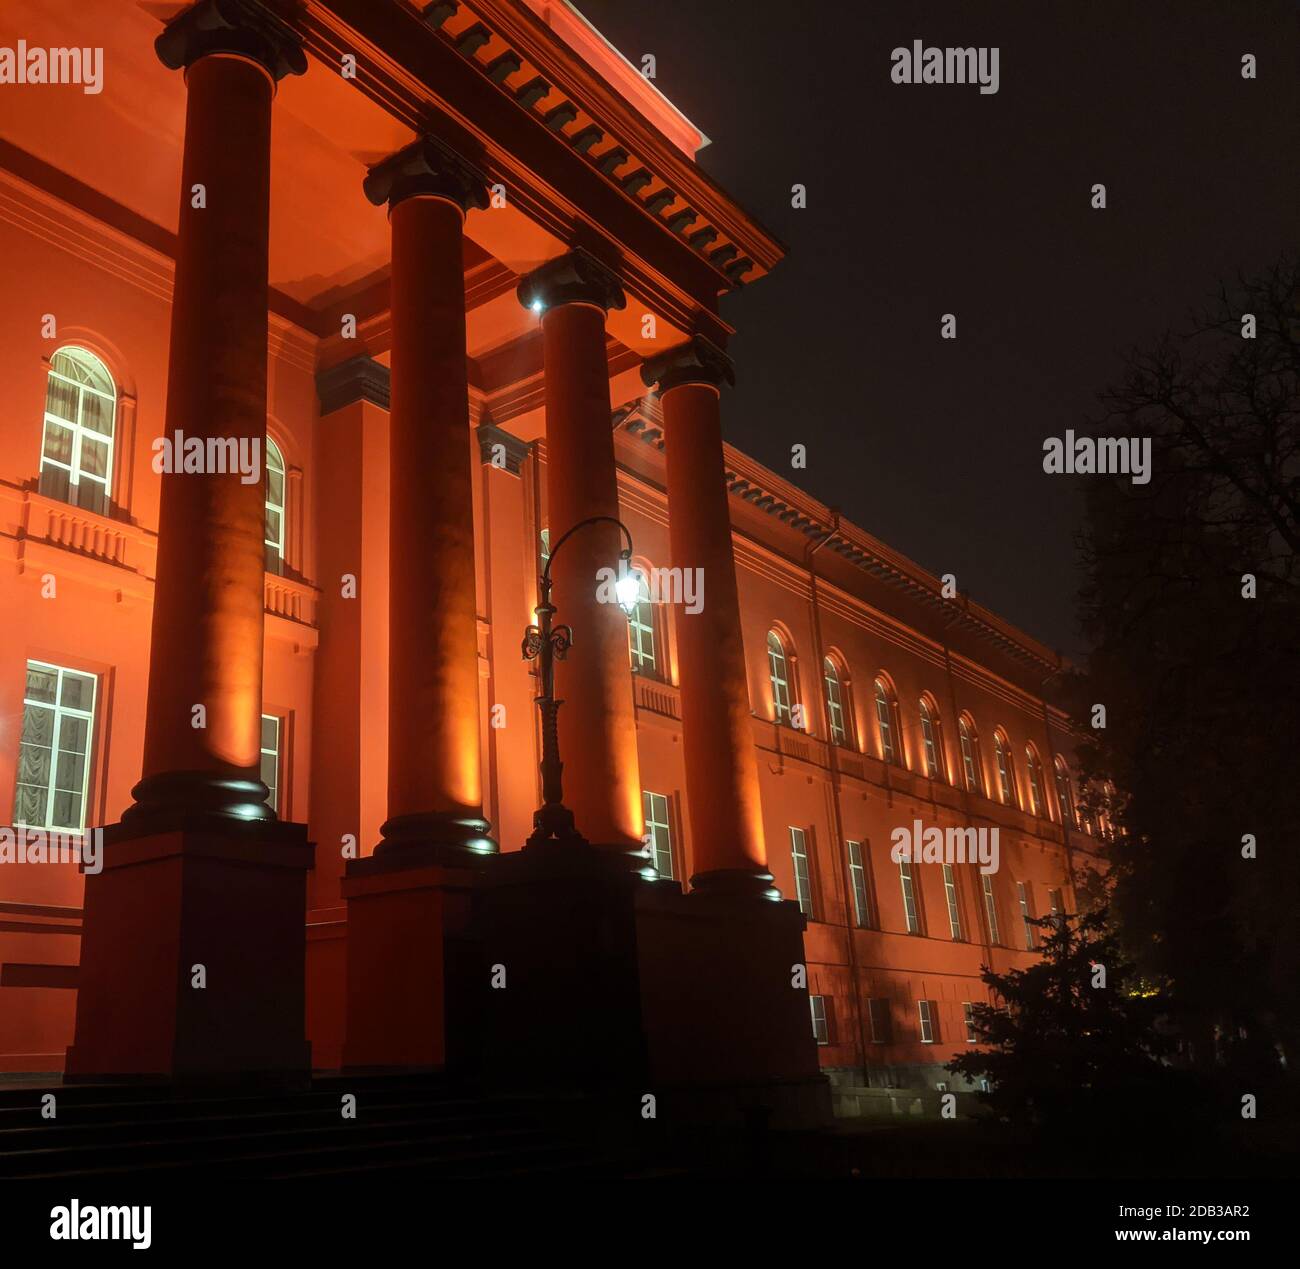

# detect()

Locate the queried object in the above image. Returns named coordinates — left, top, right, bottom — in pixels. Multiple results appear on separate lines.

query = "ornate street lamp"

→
left=522, top=515, right=638, bottom=848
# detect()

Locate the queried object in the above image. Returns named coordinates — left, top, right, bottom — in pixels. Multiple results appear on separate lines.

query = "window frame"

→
left=917, top=999, right=936, bottom=1044
left=627, top=569, right=658, bottom=677
left=993, top=730, right=1017, bottom=806
left=809, top=994, right=830, bottom=1046
left=847, top=839, right=871, bottom=927
left=981, top=871, right=1001, bottom=944
left=942, top=861, right=963, bottom=940
left=260, top=712, right=283, bottom=816
left=1025, top=744, right=1046, bottom=817
left=789, top=825, right=814, bottom=918
left=263, top=435, right=287, bottom=574
left=873, top=676, right=899, bottom=765
left=823, top=655, right=848, bottom=747
left=642, top=789, right=674, bottom=879
left=899, top=857, right=920, bottom=934
left=39, top=346, right=117, bottom=518
left=1018, top=881, right=1035, bottom=951
left=767, top=630, right=793, bottom=726
left=13, top=660, right=98, bottom=833
left=959, top=716, right=982, bottom=793
left=919, top=695, right=941, bottom=779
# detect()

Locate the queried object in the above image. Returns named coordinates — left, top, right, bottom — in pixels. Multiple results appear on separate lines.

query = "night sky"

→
left=577, top=0, right=1298, bottom=656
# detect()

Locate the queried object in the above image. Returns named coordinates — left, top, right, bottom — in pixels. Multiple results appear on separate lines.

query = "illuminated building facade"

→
left=0, top=0, right=1100, bottom=1098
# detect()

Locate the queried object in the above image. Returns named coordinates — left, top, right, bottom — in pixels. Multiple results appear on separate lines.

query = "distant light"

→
left=530, top=299, right=544, bottom=313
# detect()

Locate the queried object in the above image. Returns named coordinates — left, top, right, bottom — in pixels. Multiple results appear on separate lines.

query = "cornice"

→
left=462, top=0, right=785, bottom=282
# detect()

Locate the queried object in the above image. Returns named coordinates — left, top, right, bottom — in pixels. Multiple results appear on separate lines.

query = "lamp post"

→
left=522, top=514, right=638, bottom=848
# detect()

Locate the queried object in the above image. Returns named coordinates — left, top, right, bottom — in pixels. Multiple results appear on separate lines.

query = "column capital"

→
left=155, top=0, right=307, bottom=81
left=516, top=249, right=626, bottom=315
left=641, top=335, right=735, bottom=394
left=362, top=136, right=491, bottom=213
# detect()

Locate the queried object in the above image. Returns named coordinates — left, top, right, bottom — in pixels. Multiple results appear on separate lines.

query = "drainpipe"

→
left=806, top=511, right=870, bottom=1082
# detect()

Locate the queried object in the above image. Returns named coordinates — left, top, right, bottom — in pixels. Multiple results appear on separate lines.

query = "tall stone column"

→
left=361, top=138, right=494, bottom=863
left=642, top=337, right=772, bottom=896
left=128, top=0, right=306, bottom=827
left=67, top=0, right=313, bottom=1079
left=516, top=251, right=643, bottom=853
left=341, top=138, right=491, bottom=1071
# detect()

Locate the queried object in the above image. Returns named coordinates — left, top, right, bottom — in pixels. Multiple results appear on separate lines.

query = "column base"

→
left=66, top=820, right=314, bottom=1080
left=688, top=866, right=781, bottom=900
left=121, top=769, right=276, bottom=832
left=341, top=852, right=478, bottom=1071
left=375, top=811, right=496, bottom=867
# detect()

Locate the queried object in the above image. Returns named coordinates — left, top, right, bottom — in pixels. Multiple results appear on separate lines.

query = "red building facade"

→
left=0, top=0, right=1101, bottom=1091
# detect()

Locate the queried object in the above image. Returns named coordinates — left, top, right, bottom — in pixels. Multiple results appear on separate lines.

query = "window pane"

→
left=42, top=421, right=74, bottom=464
left=81, top=391, right=114, bottom=436
left=60, top=671, right=96, bottom=711
left=45, top=377, right=78, bottom=422
left=26, top=667, right=58, bottom=704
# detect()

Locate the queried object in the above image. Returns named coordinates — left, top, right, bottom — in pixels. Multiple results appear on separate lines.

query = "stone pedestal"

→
left=467, top=841, right=830, bottom=1125
left=66, top=822, right=314, bottom=1080
left=341, top=849, right=477, bottom=1071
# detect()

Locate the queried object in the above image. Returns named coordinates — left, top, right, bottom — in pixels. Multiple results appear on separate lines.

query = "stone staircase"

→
left=0, top=1074, right=648, bottom=1180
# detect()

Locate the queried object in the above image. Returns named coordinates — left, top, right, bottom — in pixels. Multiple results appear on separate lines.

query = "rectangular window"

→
left=790, top=827, right=814, bottom=918
left=847, top=840, right=870, bottom=927
left=981, top=872, right=1000, bottom=945
left=918, top=999, right=937, bottom=1044
left=810, top=994, right=829, bottom=1046
left=13, top=661, right=97, bottom=831
left=260, top=714, right=282, bottom=815
left=964, top=1002, right=978, bottom=1043
left=1018, top=881, right=1035, bottom=951
left=942, top=862, right=963, bottom=940
left=627, top=584, right=657, bottom=676
left=642, top=790, right=673, bottom=879
left=1048, top=887, right=1064, bottom=917
left=899, top=858, right=920, bottom=933
left=868, top=997, right=893, bottom=1043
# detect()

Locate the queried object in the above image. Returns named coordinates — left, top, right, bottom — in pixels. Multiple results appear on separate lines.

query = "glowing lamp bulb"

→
left=530, top=299, right=544, bottom=313
left=615, top=572, right=640, bottom=613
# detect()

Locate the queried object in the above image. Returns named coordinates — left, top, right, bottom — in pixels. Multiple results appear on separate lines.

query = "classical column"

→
left=124, top=0, right=306, bottom=827
left=67, top=0, right=313, bottom=1079
left=642, top=337, right=772, bottom=896
left=361, top=138, right=493, bottom=862
left=516, top=251, right=643, bottom=853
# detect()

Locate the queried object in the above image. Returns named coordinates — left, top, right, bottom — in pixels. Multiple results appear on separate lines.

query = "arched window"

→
left=264, top=436, right=286, bottom=574
left=823, top=656, right=848, bottom=747
left=919, top=695, right=942, bottom=780
left=873, top=677, right=899, bottom=765
left=40, top=347, right=116, bottom=516
left=1025, top=745, right=1046, bottom=817
left=1054, top=757, right=1076, bottom=827
left=767, top=631, right=793, bottom=725
left=627, top=570, right=657, bottom=676
left=993, top=730, right=1017, bottom=806
left=958, top=715, right=982, bottom=793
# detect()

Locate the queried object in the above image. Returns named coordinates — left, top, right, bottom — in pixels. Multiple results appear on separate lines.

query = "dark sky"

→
left=577, top=0, right=1297, bottom=656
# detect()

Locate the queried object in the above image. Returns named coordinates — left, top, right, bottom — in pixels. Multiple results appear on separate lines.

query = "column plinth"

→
left=517, top=252, right=644, bottom=856
left=643, top=337, right=773, bottom=898
left=364, top=140, right=494, bottom=865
